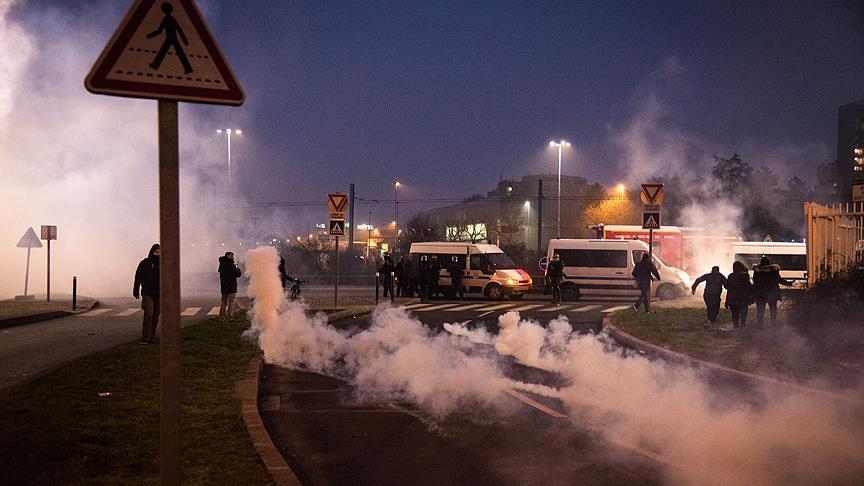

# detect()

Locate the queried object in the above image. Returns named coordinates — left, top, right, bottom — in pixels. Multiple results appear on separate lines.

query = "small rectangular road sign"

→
left=642, top=210, right=661, bottom=229
left=329, top=220, right=346, bottom=236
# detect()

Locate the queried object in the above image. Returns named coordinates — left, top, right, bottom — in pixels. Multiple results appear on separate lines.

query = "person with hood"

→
left=379, top=252, right=395, bottom=298
left=429, top=255, right=442, bottom=299
left=691, top=266, right=728, bottom=328
left=218, top=252, right=242, bottom=321
left=133, top=244, right=160, bottom=345
left=546, top=253, right=565, bottom=305
left=632, top=253, right=660, bottom=312
left=752, top=256, right=792, bottom=327
left=725, top=260, right=753, bottom=329
left=448, top=255, right=465, bottom=300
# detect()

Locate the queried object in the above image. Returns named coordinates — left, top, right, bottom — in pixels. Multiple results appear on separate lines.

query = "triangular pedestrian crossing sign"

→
left=16, top=227, right=43, bottom=248
left=330, top=221, right=345, bottom=236
left=86, top=0, right=244, bottom=105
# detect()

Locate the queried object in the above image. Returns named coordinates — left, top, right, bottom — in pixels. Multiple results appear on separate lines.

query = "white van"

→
left=731, top=242, right=806, bottom=286
left=545, top=239, right=691, bottom=301
left=409, top=242, right=532, bottom=300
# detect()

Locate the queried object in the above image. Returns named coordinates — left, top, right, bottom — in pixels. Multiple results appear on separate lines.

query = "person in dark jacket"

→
left=752, top=256, right=792, bottom=327
left=691, top=266, right=728, bottom=327
left=448, top=256, right=465, bottom=300
left=133, top=244, right=160, bottom=345
left=418, top=255, right=431, bottom=302
left=218, top=252, right=242, bottom=321
left=429, top=256, right=442, bottom=299
left=395, top=256, right=407, bottom=297
left=546, top=253, right=565, bottom=304
left=632, top=253, right=661, bottom=312
left=379, top=253, right=395, bottom=298
left=725, top=260, right=753, bottom=329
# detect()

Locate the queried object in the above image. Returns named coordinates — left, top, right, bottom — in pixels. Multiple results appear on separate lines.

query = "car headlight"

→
left=507, top=279, right=517, bottom=285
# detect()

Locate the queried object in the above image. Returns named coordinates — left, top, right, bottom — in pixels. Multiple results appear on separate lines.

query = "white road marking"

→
left=504, top=389, right=566, bottom=418
left=444, top=304, right=488, bottom=312
left=400, top=303, right=433, bottom=310
left=602, top=305, right=632, bottom=313
left=536, top=305, right=572, bottom=312
left=181, top=307, right=202, bottom=317
left=207, top=306, right=221, bottom=316
left=572, top=304, right=601, bottom=312
left=412, top=304, right=461, bottom=312
left=77, top=309, right=112, bottom=317
left=476, top=304, right=515, bottom=312
left=509, top=304, right=545, bottom=312
left=114, top=308, right=141, bottom=317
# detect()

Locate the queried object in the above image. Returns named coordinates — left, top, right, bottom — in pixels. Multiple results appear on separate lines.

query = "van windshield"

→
left=633, top=250, right=670, bottom=268
left=487, top=253, right=517, bottom=269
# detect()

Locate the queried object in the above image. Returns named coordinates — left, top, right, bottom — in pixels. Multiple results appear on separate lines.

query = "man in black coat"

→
left=133, top=244, right=160, bottom=344
left=546, top=253, right=565, bottom=304
left=429, top=256, right=442, bottom=299
left=218, top=252, right=242, bottom=321
left=632, top=253, right=660, bottom=313
left=448, top=256, right=465, bottom=300
left=691, top=266, right=728, bottom=328
left=379, top=253, right=395, bottom=298
left=752, top=256, right=792, bottom=327
left=725, top=260, right=753, bottom=329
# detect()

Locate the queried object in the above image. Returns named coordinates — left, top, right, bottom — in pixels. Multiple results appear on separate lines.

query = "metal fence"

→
left=804, top=202, right=864, bottom=285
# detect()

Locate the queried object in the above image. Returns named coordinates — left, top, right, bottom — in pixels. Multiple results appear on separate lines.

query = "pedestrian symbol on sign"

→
left=329, top=220, right=346, bottom=236
left=146, top=2, right=193, bottom=74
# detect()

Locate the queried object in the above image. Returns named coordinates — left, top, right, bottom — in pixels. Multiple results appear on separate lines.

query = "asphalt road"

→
left=0, top=297, right=226, bottom=392
left=260, top=296, right=666, bottom=485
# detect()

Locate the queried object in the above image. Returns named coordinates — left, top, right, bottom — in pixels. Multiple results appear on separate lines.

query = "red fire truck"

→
left=588, top=224, right=741, bottom=275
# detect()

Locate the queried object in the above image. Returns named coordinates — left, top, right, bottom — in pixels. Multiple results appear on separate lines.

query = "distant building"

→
left=425, top=175, right=603, bottom=253
left=836, top=100, right=864, bottom=202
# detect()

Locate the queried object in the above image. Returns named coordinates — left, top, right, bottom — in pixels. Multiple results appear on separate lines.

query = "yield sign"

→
left=640, top=183, right=665, bottom=205
left=327, top=193, right=349, bottom=213
left=16, top=227, right=43, bottom=248
left=85, top=0, right=244, bottom=105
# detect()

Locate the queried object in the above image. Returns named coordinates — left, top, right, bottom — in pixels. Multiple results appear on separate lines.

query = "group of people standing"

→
left=691, top=256, right=792, bottom=329
left=379, top=253, right=467, bottom=301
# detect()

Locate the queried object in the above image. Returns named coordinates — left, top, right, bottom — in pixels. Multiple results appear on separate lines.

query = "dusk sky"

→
left=10, top=0, right=864, bottom=227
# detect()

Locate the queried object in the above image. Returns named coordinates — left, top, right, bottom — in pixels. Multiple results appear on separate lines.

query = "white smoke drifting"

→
left=246, top=245, right=864, bottom=485
left=0, top=1, right=253, bottom=299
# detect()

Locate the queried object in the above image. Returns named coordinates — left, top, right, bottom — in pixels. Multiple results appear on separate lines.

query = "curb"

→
left=0, top=300, right=100, bottom=329
left=601, top=314, right=863, bottom=409
left=237, top=306, right=373, bottom=486
left=235, top=355, right=302, bottom=486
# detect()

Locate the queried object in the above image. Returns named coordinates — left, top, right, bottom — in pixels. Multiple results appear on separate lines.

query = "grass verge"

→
left=607, top=307, right=861, bottom=385
left=0, top=317, right=271, bottom=485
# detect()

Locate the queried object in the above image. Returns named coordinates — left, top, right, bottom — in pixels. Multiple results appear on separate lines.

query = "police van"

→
left=731, top=241, right=807, bottom=286
left=409, top=242, right=532, bottom=300
left=545, top=239, right=691, bottom=301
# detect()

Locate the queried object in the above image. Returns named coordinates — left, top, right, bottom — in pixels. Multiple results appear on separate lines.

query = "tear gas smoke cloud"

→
left=246, top=245, right=864, bottom=485
left=0, top=1, right=258, bottom=299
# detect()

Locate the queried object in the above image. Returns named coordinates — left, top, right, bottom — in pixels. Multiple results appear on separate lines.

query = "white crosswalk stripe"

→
left=77, top=309, right=112, bottom=317
left=412, top=304, right=462, bottom=312
left=181, top=307, right=202, bottom=317
left=401, top=303, right=433, bottom=310
left=476, top=303, right=515, bottom=312
left=572, top=304, right=601, bottom=312
left=114, top=308, right=141, bottom=317
left=207, top=306, right=221, bottom=316
left=444, top=303, right=488, bottom=312
left=536, top=305, right=572, bottom=312
left=602, top=305, right=632, bottom=313
left=509, top=304, right=545, bottom=312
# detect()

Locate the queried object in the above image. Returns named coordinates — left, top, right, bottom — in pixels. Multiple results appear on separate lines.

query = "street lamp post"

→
left=394, top=181, right=400, bottom=252
left=217, top=128, right=242, bottom=219
left=549, top=140, right=570, bottom=238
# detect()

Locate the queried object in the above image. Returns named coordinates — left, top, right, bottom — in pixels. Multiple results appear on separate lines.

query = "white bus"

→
left=730, top=242, right=807, bottom=285
left=409, top=242, right=532, bottom=300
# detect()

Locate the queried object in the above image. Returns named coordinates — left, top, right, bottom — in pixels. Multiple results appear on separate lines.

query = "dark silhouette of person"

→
left=691, top=266, right=728, bottom=327
left=632, top=253, right=660, bottom=313
left=146, top=2, right=193, bottom=74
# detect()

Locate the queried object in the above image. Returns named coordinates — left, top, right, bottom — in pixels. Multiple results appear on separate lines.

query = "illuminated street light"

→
left=549, top=140, right=571, bottom=238
left=616, top=183, right=626, bottom=197
left=394, top=181, right=401, bottom=252
left=217, top=128, right=242, bottom=222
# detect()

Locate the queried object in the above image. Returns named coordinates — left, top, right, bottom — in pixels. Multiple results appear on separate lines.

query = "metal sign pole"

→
left=158, top=100, right=182, bottom=486
left=46, top=239, right=51, bottom=302
left=648, top=228, right=654, bottom=298
left=24, top=247, right=31, bottom=296
left=334, top=236, right=339, bottom=308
